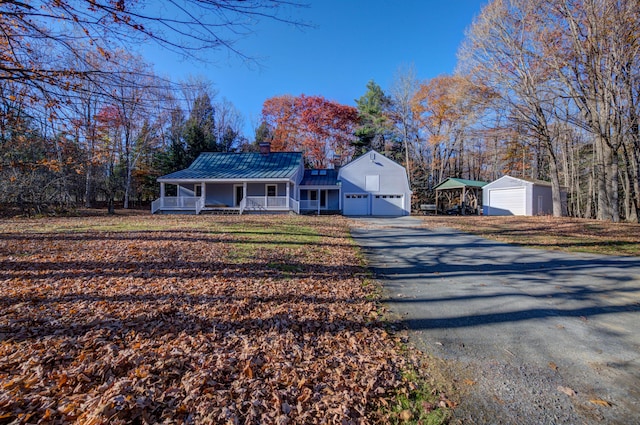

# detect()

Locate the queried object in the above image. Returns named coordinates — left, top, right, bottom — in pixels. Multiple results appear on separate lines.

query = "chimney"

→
left=259, top=142, right=271, bottom=155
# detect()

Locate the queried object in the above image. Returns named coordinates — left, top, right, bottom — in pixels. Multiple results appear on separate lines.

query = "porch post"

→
left=177, top=184, right=182, bottom=207
left=160, top=183, right=165, bottom=207
left=243, top=181, right=247, bottom=209
left=202, top=181, right=206, bottom=201
left=462, top=186, right=467, bottom=215
left=286, top=182, right=290, bottom=208
left=317, top=189, right=320, bottom=215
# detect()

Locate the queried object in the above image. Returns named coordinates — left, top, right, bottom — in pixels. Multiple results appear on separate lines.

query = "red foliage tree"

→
left=261, top=95, right=359, bottom=168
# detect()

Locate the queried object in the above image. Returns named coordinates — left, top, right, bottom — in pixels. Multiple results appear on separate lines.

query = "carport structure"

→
left=433, top=178, right=487, bottom=214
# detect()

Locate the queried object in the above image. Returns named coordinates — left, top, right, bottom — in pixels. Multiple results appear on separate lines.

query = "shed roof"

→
left=158, top=152, right=303, bottom=181
left=434, top=177, right=488, bottom=190
left=300, top=169, right=339, bottom=186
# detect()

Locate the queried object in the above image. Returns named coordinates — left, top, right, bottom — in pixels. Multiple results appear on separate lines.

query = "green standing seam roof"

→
left=433, top=177, right=488, bottom=190
left=300, top=169, right=339, bottom=186
left=158, top=152, right=303, bottom=181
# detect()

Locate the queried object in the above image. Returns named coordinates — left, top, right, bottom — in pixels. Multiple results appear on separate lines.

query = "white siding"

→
left=338, top=150, right=411, bottom=216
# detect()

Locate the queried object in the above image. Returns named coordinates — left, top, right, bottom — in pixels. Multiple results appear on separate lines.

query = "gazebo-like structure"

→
left=433, top=178, right=487, bottom=215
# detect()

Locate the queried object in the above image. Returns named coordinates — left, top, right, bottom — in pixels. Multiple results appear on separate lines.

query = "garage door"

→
left=372, top=194, right=404, bottom=216
left=343, top=194, right=369, bottom=216
left=488, top=188, right=525, bottom=215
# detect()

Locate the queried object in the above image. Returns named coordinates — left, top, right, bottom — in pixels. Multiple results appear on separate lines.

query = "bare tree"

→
left=458, top=0, right=567, bottom=217
left=1, top=1, right=305, bottom=103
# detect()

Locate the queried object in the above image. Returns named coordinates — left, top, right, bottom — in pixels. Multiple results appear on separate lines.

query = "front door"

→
left=234, top=185, right=244, bottom=207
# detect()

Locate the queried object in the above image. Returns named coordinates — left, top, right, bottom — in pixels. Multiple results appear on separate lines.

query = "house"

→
left=482, top=175, right=567, bottom=216
left=152, top=143, right=304, bottom=214
left=338, top=151, right=412, bottom=216
left=152, top=147, right=412, bottom=216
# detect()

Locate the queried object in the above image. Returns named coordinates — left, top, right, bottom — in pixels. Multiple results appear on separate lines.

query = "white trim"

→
left=266, top=184, right=278, bottom=197
left=233, top=184, right=244, bottom=207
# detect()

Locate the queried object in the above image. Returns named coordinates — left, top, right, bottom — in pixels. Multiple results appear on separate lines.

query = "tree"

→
left=389, top=65, right=420, bottom=186
left=354, top=81, right=394, bottom=155
left=1, top=1, right=305, bottom=103
left=458, top=0, right=567, bottom=217
left=262, top=95, right=359, bottom=168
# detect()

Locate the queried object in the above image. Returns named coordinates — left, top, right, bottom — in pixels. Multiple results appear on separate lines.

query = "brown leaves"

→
left=0, top=214, right=436, bottom=423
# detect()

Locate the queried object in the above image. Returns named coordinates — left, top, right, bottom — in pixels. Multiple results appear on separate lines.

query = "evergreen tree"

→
left=353, top=80, right=393, bottom=155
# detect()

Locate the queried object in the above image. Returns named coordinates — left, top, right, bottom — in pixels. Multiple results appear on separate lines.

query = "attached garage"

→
left=343, top=194, right=369, bottom=216
left=338, top=150, right=411, bottom=216
left=483, top=175, right=567, bottom=216
left=485, top=187, right=526, bottom=216
left=372, top=194, right=404, bottom=216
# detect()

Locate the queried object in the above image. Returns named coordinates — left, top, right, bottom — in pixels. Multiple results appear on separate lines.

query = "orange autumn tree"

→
left=261, top=95, right=359, bottom=168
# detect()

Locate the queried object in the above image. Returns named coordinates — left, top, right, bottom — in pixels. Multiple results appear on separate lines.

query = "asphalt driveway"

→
left=351, top=217, right=640, bottom=425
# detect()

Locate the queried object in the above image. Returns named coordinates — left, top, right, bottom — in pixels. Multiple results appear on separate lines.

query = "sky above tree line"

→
left=148, top=0, right=487, bottom=136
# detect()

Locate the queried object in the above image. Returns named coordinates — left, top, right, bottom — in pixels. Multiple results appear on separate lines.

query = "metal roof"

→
left=300, top=169, right=339, bottom=186
left=158, top=152, right=303, bottom=181
left=433, top=177, right=488, bottom=190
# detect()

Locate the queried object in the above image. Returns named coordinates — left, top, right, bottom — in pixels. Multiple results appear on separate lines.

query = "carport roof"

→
left=434, top=177, right=488, bottom=190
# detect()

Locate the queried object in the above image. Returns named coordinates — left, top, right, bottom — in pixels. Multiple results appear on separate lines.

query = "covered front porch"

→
left=152, top=180, right=300, bottom=215
left=298, top=187, right=341, bottom=214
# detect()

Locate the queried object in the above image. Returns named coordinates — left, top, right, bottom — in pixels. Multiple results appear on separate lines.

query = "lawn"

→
left=0, top=213, right=450, bottom=424
left=419, top=215, right=640, bottom=256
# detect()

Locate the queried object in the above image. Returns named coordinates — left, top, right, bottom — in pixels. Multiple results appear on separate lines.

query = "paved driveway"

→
left=351, top=217, right=640, bottom=425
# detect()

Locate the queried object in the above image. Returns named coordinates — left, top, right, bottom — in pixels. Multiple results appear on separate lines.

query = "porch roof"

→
left=158, top=152, right=303, bottom=181
left=300, top=169, right=339, bottom=186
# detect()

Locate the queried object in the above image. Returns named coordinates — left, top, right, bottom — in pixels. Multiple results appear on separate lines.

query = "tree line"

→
left=1, top=0, right=638, bottom=222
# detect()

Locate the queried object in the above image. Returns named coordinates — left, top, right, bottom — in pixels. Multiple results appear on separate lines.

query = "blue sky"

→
left=149, top=1, right=486, bottom=136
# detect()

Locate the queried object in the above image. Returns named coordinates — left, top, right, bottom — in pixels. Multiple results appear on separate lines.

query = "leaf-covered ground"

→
left=419, top=215, right=640, bottom=256
left=0, top=213, right=449, bottom=424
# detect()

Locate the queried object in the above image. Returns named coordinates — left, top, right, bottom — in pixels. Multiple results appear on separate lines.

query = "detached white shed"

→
left=483, top=176, right=566, bottom=216
left=338, top=150, right=411, bottom=216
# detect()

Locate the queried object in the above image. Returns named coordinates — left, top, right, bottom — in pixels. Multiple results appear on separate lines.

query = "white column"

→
left=286, top=182, right=290, bottom=208
left=160, top=183, right=165, bottom=207
left=317, top=189, right=320, bottom=215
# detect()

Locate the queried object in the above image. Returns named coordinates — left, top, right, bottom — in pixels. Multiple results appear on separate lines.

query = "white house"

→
left=483, top=175, right=567, bottom=216
left=338, top=151, right=412, bottom=216
left=152, top=148, right=412, bottom=217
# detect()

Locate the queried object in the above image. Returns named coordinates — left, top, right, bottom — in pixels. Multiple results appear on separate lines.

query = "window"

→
left=365, top=175, right=380, bottom=191
left=266, top=184, right=277, bottom=197
left=311, top=170, right=319, bottom=176
left=194, top=184, right=202, bottom=197
left=319, top=170, right=327, bottom=175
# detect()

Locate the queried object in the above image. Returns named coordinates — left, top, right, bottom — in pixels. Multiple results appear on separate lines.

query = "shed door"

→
left=488, top=188, right=525, bottom=215
left=343, top=194, right=369, bottom=216
left=372, top=194, right=404, bottom=216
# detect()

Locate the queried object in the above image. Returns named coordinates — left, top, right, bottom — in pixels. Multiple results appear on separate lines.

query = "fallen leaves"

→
left=557, top=385, right=576, bottom=397
left=589, top=398, right=612, bottom=407
left=0, top=214, right=445, bottom=423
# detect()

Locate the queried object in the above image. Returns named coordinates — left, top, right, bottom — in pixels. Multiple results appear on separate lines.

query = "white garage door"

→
left=488, top=188, right=526, bottom=215
left=372, top=194, right=404, bottom=216
left=343, top=194, right=369, bottom=216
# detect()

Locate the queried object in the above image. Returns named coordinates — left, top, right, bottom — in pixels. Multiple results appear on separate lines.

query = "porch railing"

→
left=289, top=198, right=300, bottom=214
left=299, top=200, right=320, bottom=210
left=150, top=196, right=200, bottom=214
left=195, top=197, right=205, bottom=215
left=244, top=196, right=288, bottom=209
